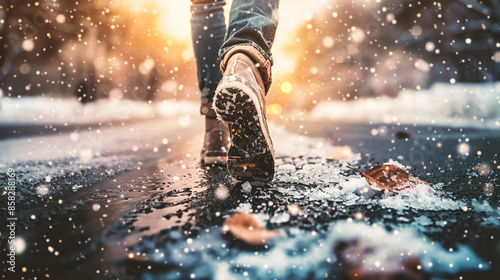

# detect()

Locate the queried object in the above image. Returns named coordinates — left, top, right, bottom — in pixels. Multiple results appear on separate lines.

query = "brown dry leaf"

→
left=348, top=165, right=429, bottom=193
left=325, top=145, right=353, bottom=160
left=222, top=213, right=279, bottom=245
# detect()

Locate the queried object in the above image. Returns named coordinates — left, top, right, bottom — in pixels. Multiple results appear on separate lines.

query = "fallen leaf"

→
left=222, top=213, right=279, bottom=245
left=325, top=145, right=353, bottom=160
left=348, top=165, right=429, bottom=193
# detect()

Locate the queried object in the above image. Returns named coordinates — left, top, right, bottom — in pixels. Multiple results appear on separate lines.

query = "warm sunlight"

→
left=120, top=0, right=145, bottom=13
left=150, top=0, right=331, bottom=76
left=155, top=0, right=233, bottom=41
left=281, top=81, right=293, bottom=93
left=3, top=1, right=498, bottom=278
left=156, top=1, right=192, bottom=40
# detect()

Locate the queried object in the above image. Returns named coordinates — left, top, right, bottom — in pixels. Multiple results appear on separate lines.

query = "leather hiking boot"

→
left=201, top=117, right=230, bottom=165
left=212, top=52, right=275, bottom=182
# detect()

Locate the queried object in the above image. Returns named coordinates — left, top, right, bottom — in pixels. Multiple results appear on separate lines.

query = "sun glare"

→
left=155, top=1, right=233, bottom=41
left=121, top=0, right=145, bottom=13
left=156, top=1, right=192, bottom=40
left=132, top=0, right=332, bottom=78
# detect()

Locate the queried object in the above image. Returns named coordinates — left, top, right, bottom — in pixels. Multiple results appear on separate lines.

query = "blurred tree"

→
left=0, top=0, right=226, bottom=103
left=386, top=0, right=500, bottom=83
left=0, top=0, right=61, bottom=83
left=0, top=0, right=126, bottom=98
left=278, top=0, right=500, bottom=110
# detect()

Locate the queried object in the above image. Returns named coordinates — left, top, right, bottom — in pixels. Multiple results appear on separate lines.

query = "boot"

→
left=212, top=52, right=275, bottom=182
left=201, top=117, right=230, bottom=165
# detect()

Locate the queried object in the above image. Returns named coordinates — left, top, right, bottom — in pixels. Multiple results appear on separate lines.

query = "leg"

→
left=190, top=0, right=227, bottom=116
left=191, top=0, right=230, bottom=165
left=221, top=0, right=279, bottom=92
left=213, top=0, right=280, bottom=182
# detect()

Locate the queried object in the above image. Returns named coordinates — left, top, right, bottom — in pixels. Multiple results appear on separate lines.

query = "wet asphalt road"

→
left=1, top=119, right=499, bottom=279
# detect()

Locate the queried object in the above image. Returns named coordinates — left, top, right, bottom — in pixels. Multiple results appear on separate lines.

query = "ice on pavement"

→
left=310, top=83, right=500, bottom=129
left=270, top=124, right=481, bottom=212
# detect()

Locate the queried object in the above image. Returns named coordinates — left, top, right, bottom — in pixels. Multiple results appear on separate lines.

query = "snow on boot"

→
left=213, top=52, right=275, bottom=182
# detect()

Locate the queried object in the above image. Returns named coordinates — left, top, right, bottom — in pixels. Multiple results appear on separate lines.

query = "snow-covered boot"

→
left=213, top=51, right=275, bottom=182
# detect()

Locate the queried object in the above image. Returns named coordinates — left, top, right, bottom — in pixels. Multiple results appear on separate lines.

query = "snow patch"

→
left=0, top=96, right=199, bottom=125
left=271, top=124, right=360, bottom=161
left=310, top=83, right=500, bottom=129
left=326, top=221, right=489, bottom=275
left=211, top=221, right=489, bottom=278
left=154, top=221, right=489, bottom=279
left=269, top=126, right=488, bottom=212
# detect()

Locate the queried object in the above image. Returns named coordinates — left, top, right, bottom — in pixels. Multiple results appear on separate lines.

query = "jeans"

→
left=190, top=0, right=279, bottom=116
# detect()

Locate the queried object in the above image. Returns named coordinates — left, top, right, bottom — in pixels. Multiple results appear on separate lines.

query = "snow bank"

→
left=271, top=124, right=360, bottom=160
left=0, top=96, right=199, bottom=125
left=310, top=83, right=500, bottom=129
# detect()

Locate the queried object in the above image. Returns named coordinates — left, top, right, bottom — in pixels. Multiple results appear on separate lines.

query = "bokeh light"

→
left=267, top=104, right=282, bottom=115
left=457, top=143, right=470, bottom=156
left=281, top=82, right=293, bottom=94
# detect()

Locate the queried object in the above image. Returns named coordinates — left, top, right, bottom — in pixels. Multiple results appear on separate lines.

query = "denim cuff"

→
left=219, top=43, right=273, bottom=93
left=190, top=0, right=226, bottom=15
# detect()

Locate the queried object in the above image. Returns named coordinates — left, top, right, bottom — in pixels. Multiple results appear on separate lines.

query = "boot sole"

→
left=213, top=76, right=275, bottom=182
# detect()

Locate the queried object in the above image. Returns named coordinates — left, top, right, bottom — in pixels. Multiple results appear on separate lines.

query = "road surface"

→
left=1, top=114, right=499, bottom=279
